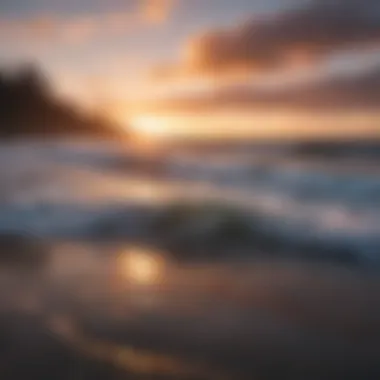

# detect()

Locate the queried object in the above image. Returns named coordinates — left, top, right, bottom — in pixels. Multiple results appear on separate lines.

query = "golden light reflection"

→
left=131, top=114, right=169, bottom=137
left=118, top=247, right=165, bottom=285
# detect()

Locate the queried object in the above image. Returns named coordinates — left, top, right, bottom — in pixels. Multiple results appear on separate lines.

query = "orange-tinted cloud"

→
left=153, top=0, right=380, bottom=79
left=141, top=0, right=175, bottom=24
left=0, top=14, right=133, bottom=45
left=149, top=66, right=380, bottom=112
left=0, top=0, right=176, bottom=44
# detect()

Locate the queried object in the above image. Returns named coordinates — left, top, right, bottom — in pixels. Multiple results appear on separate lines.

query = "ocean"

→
left=0, top=138, right=380, bottom=380
left=0, top=138, right=379, bottom=263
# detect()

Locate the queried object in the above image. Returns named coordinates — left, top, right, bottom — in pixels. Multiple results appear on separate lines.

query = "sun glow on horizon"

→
left=131, top=114, right=172, bottom=138
left=120, top=109, right=380, bottom=141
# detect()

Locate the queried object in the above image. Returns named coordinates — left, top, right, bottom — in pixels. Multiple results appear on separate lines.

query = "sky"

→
left=1, top=0, right=380, bottom=139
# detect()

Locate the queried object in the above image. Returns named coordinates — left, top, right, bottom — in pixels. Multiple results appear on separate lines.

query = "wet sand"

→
left=1, top=244, right=380, bottom=380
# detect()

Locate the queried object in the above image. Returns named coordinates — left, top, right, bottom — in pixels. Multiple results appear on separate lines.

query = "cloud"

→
left=0, top=0, right=177, bottom=45
left=0, top=14, right=115, bottom=44
left=151, top=66, right=380, bottom=111
left=141, top=0, right=176, bottom=24
left=153, top=0, right=380, bottom=78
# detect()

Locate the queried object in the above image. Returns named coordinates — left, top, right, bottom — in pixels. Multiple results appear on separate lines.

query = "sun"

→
left=130, top=114, right=169, bottom=137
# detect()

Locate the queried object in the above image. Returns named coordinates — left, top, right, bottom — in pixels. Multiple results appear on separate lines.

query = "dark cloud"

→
left=153, top=67, right=380, bottom=111
left=154, top=0, right=380, bottom=77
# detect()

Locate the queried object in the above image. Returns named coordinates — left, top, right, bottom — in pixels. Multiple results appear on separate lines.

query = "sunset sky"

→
left=1, top=0, right=380, bottom=139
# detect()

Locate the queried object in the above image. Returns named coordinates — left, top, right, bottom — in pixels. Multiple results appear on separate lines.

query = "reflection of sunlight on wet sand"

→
left=118, top=247, right=166, bottom=285
left=5, top=244, right=379, bottom=380
left=48, top=311, right=219, bottom=380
